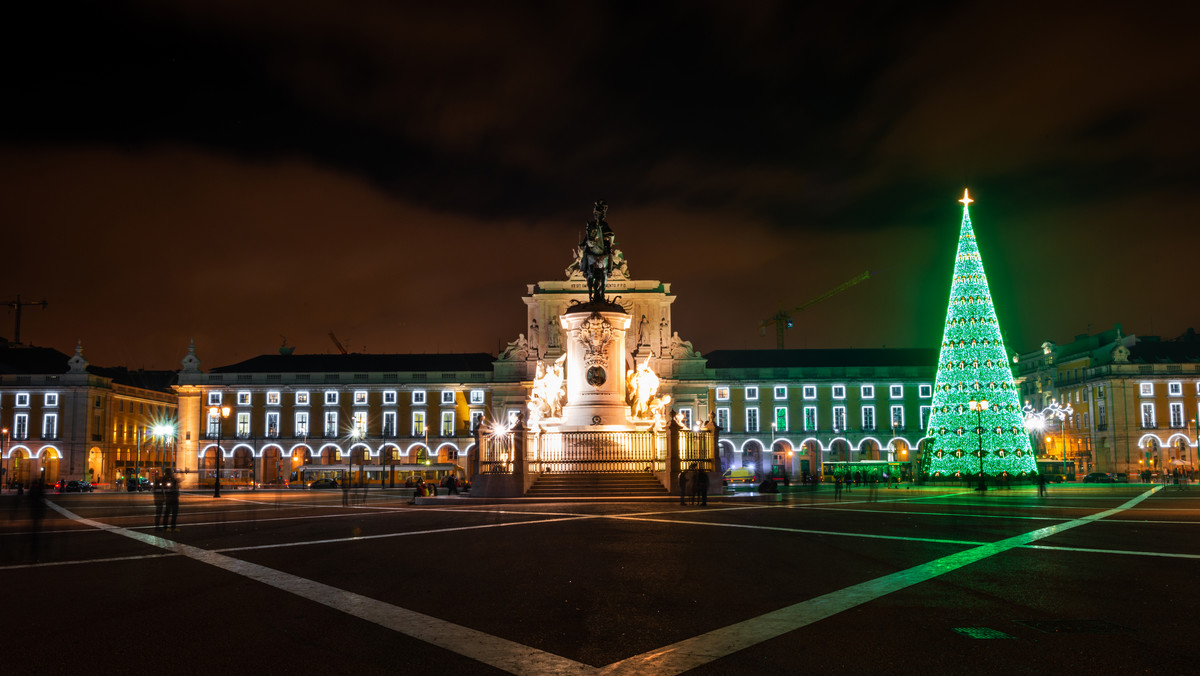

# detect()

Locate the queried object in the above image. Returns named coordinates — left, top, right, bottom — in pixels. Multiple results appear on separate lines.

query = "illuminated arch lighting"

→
left=1136, top=433, right=1165, bottom=449
left=770, top=436, right=796, bottom=450
left=856, top=436, right=884, bottom=451
left=1164, top=433, right=1192, bottom=448
left=738, top=438, right=766, bottom=453
left=230, top=443, right=255, bottom=457
left=260, top=443, right=285, bottom=455
left=463, top=443, right=477, bottom=454
left=198, top=443, right=226, bottom=459
left=717, top=439, right=736, bottom=452
left=34, top=446, right=62, bottom=459
left=404, top=442, right=431, bottom=456
left=285, top=443, right=314, bottom=458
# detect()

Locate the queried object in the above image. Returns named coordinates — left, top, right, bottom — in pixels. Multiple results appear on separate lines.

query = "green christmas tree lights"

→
left=921, top=190, right=1035, bottom=480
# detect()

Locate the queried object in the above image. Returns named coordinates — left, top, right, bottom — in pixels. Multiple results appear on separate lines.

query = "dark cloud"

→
left=1, top=0, right=1196, bottom=368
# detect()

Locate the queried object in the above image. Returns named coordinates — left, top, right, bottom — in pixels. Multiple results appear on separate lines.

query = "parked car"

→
left=1115, top=473, right=1130, bottom=483
left=722, top=468, right=757, bottom=485
left=1083, top=472, right=1116, bottom=483
left=63, top=480, right=94, bottom=493
left=126, top=477, right=151, bottom=492
left=308, top=478, right=339, bottom=489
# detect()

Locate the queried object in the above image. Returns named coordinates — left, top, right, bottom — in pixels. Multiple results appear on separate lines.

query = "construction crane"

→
left=4, top=295, right=49, bottom=345
left=328, top=332, right=348, bottom=355
left=759, top=270, right=871, bottom=349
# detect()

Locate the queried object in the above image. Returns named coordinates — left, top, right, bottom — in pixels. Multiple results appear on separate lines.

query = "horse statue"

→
left=579, top=200, right=614, bottom=304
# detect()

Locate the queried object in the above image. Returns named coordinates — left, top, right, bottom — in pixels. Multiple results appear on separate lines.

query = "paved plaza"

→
left=3, top=483, right=1198, bottom=675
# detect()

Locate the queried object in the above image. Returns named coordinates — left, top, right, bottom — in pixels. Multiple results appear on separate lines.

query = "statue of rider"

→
left=579, top=200, right=614, bottom=304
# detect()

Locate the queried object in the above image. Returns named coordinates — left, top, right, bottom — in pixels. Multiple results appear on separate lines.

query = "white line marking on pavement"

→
left=0, top=552, right=181, bottom=570
left=597, top=485, right=1162, bottom=675
left=1022, top=544, right=1200, bottom=559
left=42, top=499, right=596, bottom=676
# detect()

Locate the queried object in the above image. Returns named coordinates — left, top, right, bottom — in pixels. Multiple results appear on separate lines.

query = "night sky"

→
left=2, top=1, right=1197, bottom=370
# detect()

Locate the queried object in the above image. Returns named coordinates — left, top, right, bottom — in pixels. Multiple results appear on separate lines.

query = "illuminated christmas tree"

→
left=920, top=190, right=1035, bottom=480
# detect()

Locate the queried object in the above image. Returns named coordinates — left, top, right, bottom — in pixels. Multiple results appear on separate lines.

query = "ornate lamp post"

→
left=969, top=398, right=990, bottom=492
left=152, top=423, right=175, bottom=479
left=1023, top=400, right=1073, bottom=472
left=209, top=405, right=231, bottom=497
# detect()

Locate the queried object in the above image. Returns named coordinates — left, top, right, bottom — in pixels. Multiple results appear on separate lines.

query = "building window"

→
left=802, top=385, right=816, bottom=399
left=1139, top=382, right=1153, bottom=396
left=862, top=406, right=875, bottom=431
left=441, top=411, right=455, bottom=436
left=506, top=410, right=520, bottom=425
left=920, top=405, right=932, bottom=430
left=296, top=391, right=309, bottom=406
left=206, top=411, right=221, bottom=437
left=832, top=406, right=846, bottom=431
left=412, top=412, right=426, bottom=436
left=15, top=392, right=31, bottom=407
left=266, top=391, right=280, bottom=406
left=1168, top=382, right=1183, bottom=396
left=470, top=410, right=484, bottom=431
left=325, top=390, right=341, bottom=405
left=352, top=411, right=368, bottom=437
left=266, top=412, right=280, bottom=438
left=295, top=411, right=309, bottom=437
left=1170, top=402, right=1184, bottom=428
left=441, top=390, right=455, bottom=404
left=745, top=386, right=759, bottom=401
left=470, top=390, right=485, bottom=405
left=890, top=385, right=903, bottom=398
left=14, top=413, right=29, bottom=439
left=354, top=391, right=368, bottom=405
left=383, top=391, right=398, bottom=405
left=804, top=406, right=817, bottom=431
left=324, top=411, right=338, bottom=437
left=919, top=384, right=932, bottom=398
left=745, top=407, right=759, bottom=432
left=861, top=385, right=874, bottom=399
left=891, top=406, right=905, bottom=430
left=44, top=393, right=59, bottom=407
left=236, top=412, right=251, bottom=438
left=42, top=413, right=58, bottom=439
left=237, top=391, right=251, bottom=406
left=832, top=385, right=846, bottom=399
left=774, top=407, right=788, bottom=432
left=413, top=390, right=426, bottom=405
left=207, top=392, right=222, bottom=406
left=382, top=411, right=397, bottom=437
left=680, top=408, right=694, bottom=428
left=1096, top=401, right=1107, bottom=430
left=715, top=387, right=730, bottom=401
left=716, top=407, right=730, bottom=431
left=1140, top=403, right=1155, bottom=428
left=774, top=386, right=787, bottom=400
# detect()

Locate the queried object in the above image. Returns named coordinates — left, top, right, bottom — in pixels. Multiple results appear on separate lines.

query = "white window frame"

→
left=352, top=411, right=368, bottom=437
left=324, top=390, right=339, bottom=405
left=266, top=391, right=280, bottom=406
left=207, top=392, right=222, bottom=406
left=745, top=406, right=759, bottom=433
left=1139, top=382, right=1153, bottom=396
left=1141, top=402, right=1155, bottom=427
left=236, top=412, right=251, bottom=438
left=44, top=393, right=59, bottom=407
left=919, top=384, right=932, bottom=398
left=774, top=406, right=788, bottom=432
left=679, top=408, right=694, bottom=429
left=413, top=390, right=427, bottom=405
left=412, top=411, right=426, bottom=436
left=802, top=385, right=816, bottom=399
left=237, top=391, right=251, bottom=406
left=206, top=411, right=220, bottom=437
left=832, top=385, right=846, bottom=399
left=469, top=410, right=484, bottom=431
left=441, top=390, right=455, bottom=404
left=861, top=405, right=875, bottom=431
left=745, top=386, right=759, bottom=401
left=890, top=384, right=903, bottom=398
left=803, top=406, right=817, bottom=431
left=773, top=386, right=787, bottom=400
left=832, top=406, right=846, bottom=432
left=14, top=413, right=29, bottom=439
left=1168, top=381, right=1183, bottom=396
left=1170, top=402, right=1184, bottom=428
left=354, top=391, right=368, bottom=405
left=441, top=411, right=455, bottom=436
left=715, top=387, right=730, bottom=401
left=716, top=407, right=730, bottom=431
left=295, top=391, right=310, bottom=406
left=42, top=413, right=58, bottom=438
left=891, top=405, right=905, bottom=430
left=15, top=392, right=30, bottom=407
left=382, top=411, right=397, bottom=437
left=469, top=390, right=485, bottom=405
left=324, top=411, right=338, bottom=437
left=861, top=385, right=874, bottom=399
left=920, top=405, right=932, bottom=430
left=265, top=411, right=280, bottom=438
left=383, top=390, right=398, bottom=405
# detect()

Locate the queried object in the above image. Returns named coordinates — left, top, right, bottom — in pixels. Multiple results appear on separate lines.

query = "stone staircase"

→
left=525, top=472, right=670, bottom=498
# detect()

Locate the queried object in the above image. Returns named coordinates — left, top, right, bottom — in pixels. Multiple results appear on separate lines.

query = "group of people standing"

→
left=151, top=469, right=181, bottom=530
left=678, top=464, right=709, bottom=506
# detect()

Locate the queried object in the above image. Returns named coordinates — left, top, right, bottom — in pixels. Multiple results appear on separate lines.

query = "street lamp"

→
left=152, top=423, right=175, bottom=479
left=969, top=398, right=990, bottom=492
left=209, top=405, right=231, bottom=498
left=1, top=427, right=7, bottom=492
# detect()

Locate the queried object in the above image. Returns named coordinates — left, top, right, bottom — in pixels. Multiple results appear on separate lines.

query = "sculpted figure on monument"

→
left=668, top=331, right=698, bottom=359
left=529, top=318, right=540, bottom=357
left=499, top=333, right=531, bottom=361
left=578, top=200, right=615, bottom=304
left=528, top=354, right=567, bottom=425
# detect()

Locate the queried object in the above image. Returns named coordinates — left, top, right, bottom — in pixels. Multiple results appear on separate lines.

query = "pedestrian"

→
left=152, top=473, right=167, bottom=529
left=695, top=467, right=709, bottom=507
left=834, top=475, right=843, bottom=501
left=446, top=473, right=459, bottom=495
left=678, top=468, right=688, bottom=506
left=163, top=469, right=181, bottom=531
left=1037, top=472, right=1047, bottom=497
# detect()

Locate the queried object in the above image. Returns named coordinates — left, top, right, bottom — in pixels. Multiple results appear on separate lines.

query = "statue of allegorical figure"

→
left=528, top=354, right=567, bottom=427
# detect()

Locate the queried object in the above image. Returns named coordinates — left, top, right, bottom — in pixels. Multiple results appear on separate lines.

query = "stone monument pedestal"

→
left=558, top=304, right=632, bottom=431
